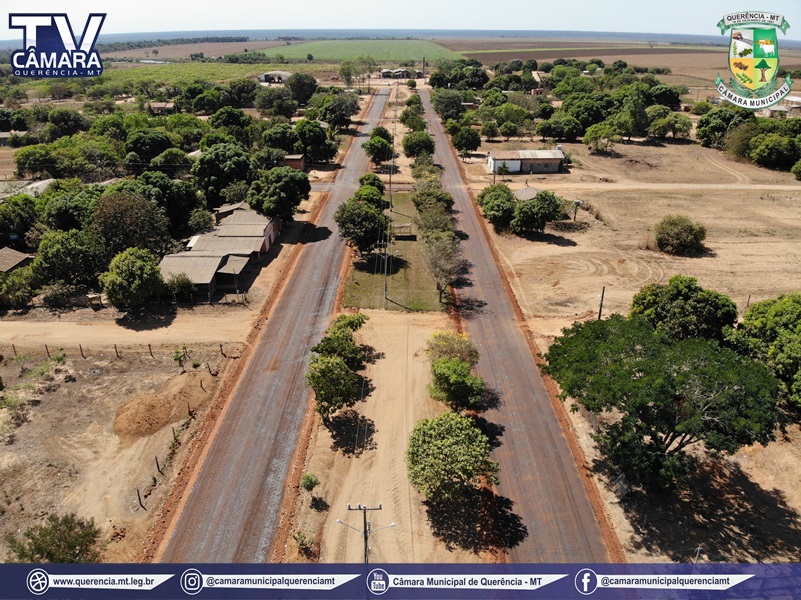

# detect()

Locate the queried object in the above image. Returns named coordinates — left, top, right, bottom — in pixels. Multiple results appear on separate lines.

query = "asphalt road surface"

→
left=160, top=89, right=390, bottom=562
left=419, top=89, right=610, bottom=562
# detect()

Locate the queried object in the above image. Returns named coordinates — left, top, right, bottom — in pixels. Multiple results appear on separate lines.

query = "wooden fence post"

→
left=79, top=344, right=85, bottom=359
left=136, top=489, right=147, bottom=511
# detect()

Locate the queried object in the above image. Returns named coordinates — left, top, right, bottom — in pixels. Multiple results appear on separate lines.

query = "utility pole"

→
left=337, top=504, right=395, bottom=564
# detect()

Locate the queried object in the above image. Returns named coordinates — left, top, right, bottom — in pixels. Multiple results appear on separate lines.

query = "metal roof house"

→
left=159, top=204, right=279, bottom=301
left=487, top=149, right=565, bottom=174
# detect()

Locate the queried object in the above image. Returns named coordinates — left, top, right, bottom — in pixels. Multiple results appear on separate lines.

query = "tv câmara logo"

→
left=8, top=13, right=106, bottom=78
left=715, top=11, right=793, bottom=109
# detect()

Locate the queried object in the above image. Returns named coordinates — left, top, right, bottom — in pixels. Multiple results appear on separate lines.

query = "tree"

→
left=402, top=131, right=435, bottom=158
left=749, top=133, right=799, bottom=170
left=481, top=121, right=499, bottom=140
left=431, top=89, right=466, bottom=121
left=33, top=229, right=106, bottom=288
left=510, top=190, right=563, bottom=236
left=793, top=158, right=801, bottom=180
left=294, top=118, right=337, bottom=163
left=209, top=106, right=252, bottom=130
left=306, top=354, right=361, bottom=423
left=246, top=166, right=310, bottom=221
left=583, top=121, right=622, bottom=151
left=100, top=248, right=164, bottom=311
left=0, top=194, right=37, bottom=250
left=334, top=198, right=389, bottom=255
left=421, top=230, right=463, bottom=303
left=91, top=191, right=172, bottom=258
left=755, top=58, right=771, bottom=82
left=361, top=136, right=394, bottom=167
left=254, top=87, right=298, bottom=118
left=125, top=129, right=174, bottom=163
left=359, top=173, right=385, bottom=195
left=311, top=327, right=366, bottom=371
left=262, top=123, right=300, bottom=153
left=352, top=185, right=384, bottom=209
left=543, top=315, right=779, bottom=487
left=451, top=127, right=481, bottom=156
left=498, top=121, right=518, bottom=141
left=369, top=126, right=393, bottom=144
left=430, top=357, right=485, bottom=409
left=191, top=142, right=255, bottom=208
left=631, top=275, right=738, bottom=342
left=476, top=184, right=516, bottom=231
left=300, top=472, right=320, bottom=498
left=406, top=412, right=499, bottom=500
left=696, top=106, right=755, bottom=149
left=726, top=293, right=801, bottom=408
left=654, top=214, right=706, bottom=256
left=426, top=330, right=479, bottom=366
left=5, top=513, right=101, bottom=563
left=286, top=73, right=318, bottom=104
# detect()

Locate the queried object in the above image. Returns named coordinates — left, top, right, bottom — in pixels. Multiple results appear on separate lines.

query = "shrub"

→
left=426, top=331, right=479, bottom=366
left=654, top=214, right=707, bottom=256
left=791, top=158, right=801, bottom=180
left=429, top=357, right=485, bottom=409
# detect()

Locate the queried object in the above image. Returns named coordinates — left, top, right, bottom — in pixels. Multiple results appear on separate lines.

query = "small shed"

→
left=149, top=101, right=176, bottom=115
left=283, top=154, right=306, bottom=171
left=0, top=246, right=33, bottom=273
left=258, top=71, right=293, bottom=83
left=158, top=253, right=226, bottom=301
left=488, top=150, right=565, bottom=174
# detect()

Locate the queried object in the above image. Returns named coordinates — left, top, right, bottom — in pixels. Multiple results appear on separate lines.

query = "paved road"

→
left=160, top=90, right=390, bottom=562
left=419, top=89, right=610, bottom=562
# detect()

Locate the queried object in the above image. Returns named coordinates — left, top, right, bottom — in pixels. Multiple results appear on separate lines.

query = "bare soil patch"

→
left=0, top=345, right=235, bottom=562
left=278, top=310, right=489, bottom=563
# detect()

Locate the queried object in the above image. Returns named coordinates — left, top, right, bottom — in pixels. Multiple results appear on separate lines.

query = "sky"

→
left=1, top=0, right=800, bottom=41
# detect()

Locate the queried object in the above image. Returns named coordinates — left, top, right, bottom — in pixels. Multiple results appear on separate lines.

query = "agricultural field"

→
left=248, top=39, right=460, bottom=62
left=101, top=41, right=287, bottom=61
left=99, top=61, right=332, bottom=86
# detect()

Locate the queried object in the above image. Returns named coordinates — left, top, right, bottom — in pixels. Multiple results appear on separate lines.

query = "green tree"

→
left=254, top=87, right=298, bottom=118
left=793, top=158, right=801, bottom=180
left=452, top=126, right=481, bottom=156
left=696, top=106, right=756, bottom=149
left=359, top=173, right=385, bottom=195
left=476, top=184, right=516, bottom=230
left=306, top=354, right=361, bottom=423
left=99, top=248, right=164, bottom=311
left=406, top=412, right=499, bottom=500
left=654, top=214, right=706, bottom=256
left=353, top=185, right=384, bottom=209
left=481, top=121, right=499, bottom=140
left=125, top=129, right=174, bottom=163
left=543, top=315, right=779, bottom=487
left=510, top=190, right=563, bottom=236
left=726, top=293, right=801, bottom=407
left=429, top=357, right=485, bottom=409
left=286, top=73, right=318, bottom=104
left=300, top=472, right=320, bottom=494
left=402, top=131, right=435, bottom=158
left=246, top=166, right=310, bottom=221
left=262, top=123, right=300, bottom=153
left=431, top=89, right=466, bottom=121
left=361, top=136, right=394, bottom=167
left=749, top=133, right=799, bottom=170
left=583, top=121, right=622, bottom=151
left=312, top=327, right=366, bottom=371
left=294, top=118, right=338, bottom=163
left=334, top=198, right=389, bottom=255
left=33, top=229, right=106, bottom=288
left=209, top=106, right=252, bottom=130
left=5, top=513, right=101, bottom=563
left=91, top=191, right=172, bottom=259
left=631, top=275, right=738, bottom=342
left=191, top=143, right=255, bottom=207
left=0, top=194, right=37, bottom=250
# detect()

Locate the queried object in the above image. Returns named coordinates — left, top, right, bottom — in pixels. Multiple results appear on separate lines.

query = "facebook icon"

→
left=574, top=568, right=598, bottom=595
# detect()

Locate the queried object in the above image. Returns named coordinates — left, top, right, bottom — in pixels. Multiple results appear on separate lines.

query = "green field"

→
left=343, top=193, right=443, bottom=312
left=100, top=61, right=333, bottom=85
left=256, top=40, right=460, bottom=63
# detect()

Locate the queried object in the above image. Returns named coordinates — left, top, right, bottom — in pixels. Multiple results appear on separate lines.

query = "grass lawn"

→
left=343, top=192, right=443, bottom=312
left=253, top=40, right=460, bottom=63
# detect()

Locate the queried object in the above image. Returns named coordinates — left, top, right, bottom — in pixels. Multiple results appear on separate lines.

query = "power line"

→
left=336, top=503, right=395, bottom=564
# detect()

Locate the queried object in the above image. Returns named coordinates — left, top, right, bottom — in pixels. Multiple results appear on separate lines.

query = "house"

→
left=160, top=204, right=279, bottom=301
left=258, top=71, right=293, bottom=83
left=0, top=246, right=33, bottom=273
left=283, top=154, right=306, bottom=170
left=487, top=149, right=565, bottom=174
left=148, top=101, right=176, bottom=115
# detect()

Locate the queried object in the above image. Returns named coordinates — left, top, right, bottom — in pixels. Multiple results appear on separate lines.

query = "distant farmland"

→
left=255, top=39, right=460, bottom=62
